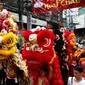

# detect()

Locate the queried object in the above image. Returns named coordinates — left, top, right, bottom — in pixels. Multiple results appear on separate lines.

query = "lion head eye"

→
left=26, top=42, right=30, bottom=47
left=29, top=34, right=37, bottom=42
left=6, top=38, right=13, bottom=44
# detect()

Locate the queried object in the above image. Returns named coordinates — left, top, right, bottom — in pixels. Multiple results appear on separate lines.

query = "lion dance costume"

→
left=64, top=30, right=85, bottom=78
left=0, top=9, right=28, bottom=85
left=22, top=27, right=64, bottom=85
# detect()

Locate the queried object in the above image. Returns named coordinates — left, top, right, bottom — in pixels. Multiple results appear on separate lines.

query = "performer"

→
left=22, top=27, right=64, bottom=85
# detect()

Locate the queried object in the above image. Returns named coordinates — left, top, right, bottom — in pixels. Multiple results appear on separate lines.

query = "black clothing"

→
left=0, top=69, right=6, bottom=85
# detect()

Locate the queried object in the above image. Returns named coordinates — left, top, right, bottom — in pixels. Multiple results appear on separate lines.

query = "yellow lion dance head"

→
left=0, top=32, right=18, bottom=60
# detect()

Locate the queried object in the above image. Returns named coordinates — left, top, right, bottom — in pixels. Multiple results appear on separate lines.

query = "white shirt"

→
left=67, top=77, right=85, bottom=85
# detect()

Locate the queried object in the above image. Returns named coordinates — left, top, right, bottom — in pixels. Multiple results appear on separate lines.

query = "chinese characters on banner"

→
left=32, top=0, right=85, bottom=14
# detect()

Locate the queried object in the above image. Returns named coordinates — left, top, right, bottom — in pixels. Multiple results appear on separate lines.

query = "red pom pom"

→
left=22, top=30, right=32, bottom=42
left=64, top=30, right=71, bottom=38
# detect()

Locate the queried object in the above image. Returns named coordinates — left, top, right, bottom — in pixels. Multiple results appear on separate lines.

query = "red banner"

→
left=32, top=0, right=85, bottom=14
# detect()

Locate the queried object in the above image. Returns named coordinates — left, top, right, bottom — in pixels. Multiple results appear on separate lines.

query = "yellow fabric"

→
left=0, top=47, right=16, bottom=56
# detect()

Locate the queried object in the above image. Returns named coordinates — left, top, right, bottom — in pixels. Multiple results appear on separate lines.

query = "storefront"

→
left=10, top=12, right=47, bottom=29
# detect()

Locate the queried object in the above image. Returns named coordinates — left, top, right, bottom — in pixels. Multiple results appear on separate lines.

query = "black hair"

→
left=47, top=21, right=60, bottom=30
left=74, top=64, right=83, bottom=73
left=41, top=65, right=48, bottom=72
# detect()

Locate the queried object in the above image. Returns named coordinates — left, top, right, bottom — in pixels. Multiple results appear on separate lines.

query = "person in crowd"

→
left=77, top=36, right=82, bottom=44
left=38, top=66, right=49, bottom=85
left=0, top=63, right=6, bottom=85
left=46, top=22, right=67, bottom=85
left=67, top=64, right=85, bottom=85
